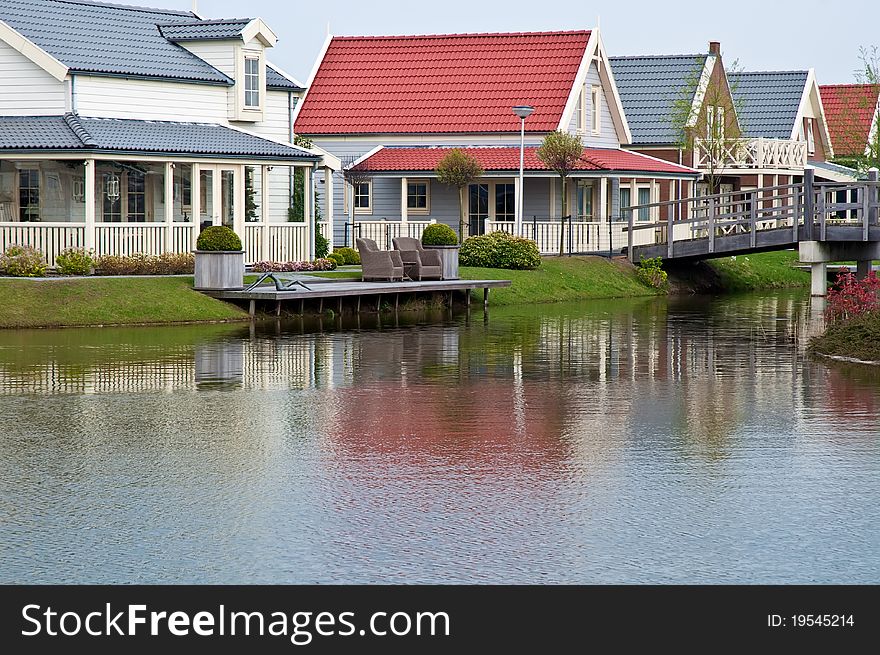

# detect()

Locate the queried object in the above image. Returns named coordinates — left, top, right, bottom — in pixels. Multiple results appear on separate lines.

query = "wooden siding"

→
left=75, top=76, right=228, bottom=122
left=0, top=39, right=68, bottom=115
left=566, top=60, right=621, bottom=148
left=180, top=42, right=236, bottom=77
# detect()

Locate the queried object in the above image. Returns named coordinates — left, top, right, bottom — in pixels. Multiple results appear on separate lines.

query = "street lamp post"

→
left=512, top=106, right=534, bottom=237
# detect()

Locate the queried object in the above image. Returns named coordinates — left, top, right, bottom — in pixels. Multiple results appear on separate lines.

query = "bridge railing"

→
left=814, top=180, right=880, bottom=241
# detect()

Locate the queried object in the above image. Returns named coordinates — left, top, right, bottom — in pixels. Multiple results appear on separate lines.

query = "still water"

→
left=1, top=292, right=878, bottom=584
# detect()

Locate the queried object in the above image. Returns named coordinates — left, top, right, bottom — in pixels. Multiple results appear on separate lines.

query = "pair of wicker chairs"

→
left=356, top=237, right=443, bottom=282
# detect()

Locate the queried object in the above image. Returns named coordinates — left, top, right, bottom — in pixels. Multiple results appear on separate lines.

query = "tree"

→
left=244, top=166, right=259, bottom=222
left=289, top=135, right=327, bottom=258
left=536, top=130, right=584, bottom=255
left=434, top=149, right=484, bottom=242
left=669, top=58, right=744, bottom=196
left=342, top=165, right=373, bottom=245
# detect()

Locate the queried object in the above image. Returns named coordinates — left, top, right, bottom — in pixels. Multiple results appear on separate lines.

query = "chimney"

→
left=708, top=41, right=721, bottom=56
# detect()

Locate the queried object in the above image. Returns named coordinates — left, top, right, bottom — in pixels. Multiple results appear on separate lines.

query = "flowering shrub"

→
left=95, top=252, right=194, bottom=275
left=825, top=270, right=880, bottom=323
left=251, top=258, right=337, bottom=272
left=0, top=245, right=47, bottom=277
left=55, top=248, right=95, bottom=275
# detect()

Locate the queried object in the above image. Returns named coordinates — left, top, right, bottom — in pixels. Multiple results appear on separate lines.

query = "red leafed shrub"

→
left=825, top=270, right=880, bottom=323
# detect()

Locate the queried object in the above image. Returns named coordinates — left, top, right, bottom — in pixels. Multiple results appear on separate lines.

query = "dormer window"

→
left=244, top=56, right=260, bottom=108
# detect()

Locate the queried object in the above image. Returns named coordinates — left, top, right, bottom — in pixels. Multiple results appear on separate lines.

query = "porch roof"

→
left=0, top=114, right=320, bottom=162
left=350, top=145, right=700, bottom=177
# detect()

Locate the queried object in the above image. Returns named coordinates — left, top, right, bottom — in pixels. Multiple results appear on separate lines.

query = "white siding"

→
left=567, top=61, right=620, bottom=149
left=0, top=39, right=68, bottom=115
left=244, top=90, right=292, bottom=142
left=180, top=42, right=236, bottom=77
left=74, top=76, right=229, bottom=122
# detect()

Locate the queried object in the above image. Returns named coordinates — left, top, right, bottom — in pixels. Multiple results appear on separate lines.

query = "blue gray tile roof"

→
left=266, top=66, right=302, bottom=91
left=0, top=114, right=319, bottom=161
left=610, top=54, right=709, bottom=145
left=158, top=19, right=251, bottom=41
left=809, top=159, right=864, bottom=181
left=728, top=71, right=808, bottom=139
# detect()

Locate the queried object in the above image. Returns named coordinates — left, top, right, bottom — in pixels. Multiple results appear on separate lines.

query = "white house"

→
left=0, top=0, right=338, bottom=266
left=293, top=29, right=700, bottom=254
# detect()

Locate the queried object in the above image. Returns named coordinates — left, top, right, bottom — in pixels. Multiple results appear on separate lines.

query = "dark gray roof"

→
left=809, top=159, right=864, bottom=181
left=0, top=0, right=233, bottom=84
left=610, top=54, right=709, bottom=145
left=0, top=114, right=319, bottom=161
left=728, top=71, right=808, bottom=139
left=266, top=65, right=302, bottom=91
left=158, top=19, right=251, bottom=41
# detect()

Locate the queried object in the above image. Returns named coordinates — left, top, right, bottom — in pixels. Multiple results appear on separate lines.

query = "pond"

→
left=1, top=292, right=878, bottom=584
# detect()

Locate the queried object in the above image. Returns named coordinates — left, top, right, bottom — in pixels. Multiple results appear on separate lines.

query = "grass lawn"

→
left=460, top=256, right=660, bottom=306
left=0, top=277, right=247, bottom=329
left=705, top=250, right=810, bottom=291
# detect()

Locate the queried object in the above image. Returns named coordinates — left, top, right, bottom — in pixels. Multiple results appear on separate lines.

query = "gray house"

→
left=294, top=29, right=699, bottom=254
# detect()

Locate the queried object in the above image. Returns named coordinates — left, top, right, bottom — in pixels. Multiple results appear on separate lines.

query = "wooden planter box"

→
left=193, top=250, right=245, bottom=290
left=425, top=244, right=460, bottom=280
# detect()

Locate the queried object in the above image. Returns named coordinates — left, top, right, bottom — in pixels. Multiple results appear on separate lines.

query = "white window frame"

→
left=716, top=106, right=725, bottom=141
left=806, top=119, right=816, bottom=155
left=234, top=47, right=265, bottom=120
left=706, top=106, right=715, bottom=140
left=243, top=55, right=261, bottom=109
left=406, top=178, right=430, bottom=215
left=17, top=167, right=40, bottom=222
left=591, top=86, right=601, bottom=135
left=353, top=179, right=372, bottom=215
left=577, top=85, right=587, bottom=134
left=493, top=181, right=516, bottom=221
left=576, top=180, right=594, bottom=220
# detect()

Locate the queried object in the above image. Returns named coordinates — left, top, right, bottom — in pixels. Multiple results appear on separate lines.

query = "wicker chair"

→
left=392, top=237, right=443, bottom=280
left=356, top=238, right=404, bottom=281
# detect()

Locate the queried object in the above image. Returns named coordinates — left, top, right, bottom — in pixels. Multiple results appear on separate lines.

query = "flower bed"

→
left=251, top=259, right=337, bottom=272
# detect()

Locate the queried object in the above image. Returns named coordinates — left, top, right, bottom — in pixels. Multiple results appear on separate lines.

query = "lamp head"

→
left=512, top=105, right=535, bottom=120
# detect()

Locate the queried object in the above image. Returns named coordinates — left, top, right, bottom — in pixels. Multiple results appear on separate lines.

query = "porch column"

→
left=513, top=175, right=521, bottom=236
left=610, top=178, right=620, bottom=220
left=164, top=162, right=174, bottom=253
left=305, top=165, right=314, bottom=261
left=261, top=165, right=271, bottom=261
left=84, top=158, right=95, bottom=251
left=233, top=164, right=245, bottom=238
left=191, top=163, right=201, bottom=237
left=325, top=168, right=334, bottom=251
left=599, top=177, right=608, bottom=220
left=400, top=176, right=408, bottom=225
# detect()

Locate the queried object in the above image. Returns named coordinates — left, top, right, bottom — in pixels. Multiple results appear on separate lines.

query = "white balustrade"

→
left=0, top=222, right=86, bottom=266
left=486, top=220, right=653, bottom=255
left=268, top=223, right=308, bottom=263
left=95, top=223, right=168, bottom=257
left=693, top=137, right=808, bottom=170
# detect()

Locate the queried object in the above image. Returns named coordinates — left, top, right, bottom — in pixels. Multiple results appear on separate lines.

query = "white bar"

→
left=325, top=168, right=334, bottom=251
left=164, top=162, right=174, bottom=253
left=261, top=165, right=270, bottom=260
left=84, top=159, right=95, bottom=251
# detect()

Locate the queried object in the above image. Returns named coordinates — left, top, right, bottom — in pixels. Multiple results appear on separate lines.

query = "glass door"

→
left=468, top=183, right=489, bottom=236
left=220, top=168, right=235, bottom=228
left=199, top=166, right=237, bottom=229
left=199, top=169, right=214, bottom=230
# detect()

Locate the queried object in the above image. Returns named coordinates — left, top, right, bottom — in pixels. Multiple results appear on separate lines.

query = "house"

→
left=0, top=0, right=337, bottom=266
left=819, top=83, right=880, bottom=170
left=610, top=43, right=831, bottom=220
left=293, top=29, right=700, bottom=254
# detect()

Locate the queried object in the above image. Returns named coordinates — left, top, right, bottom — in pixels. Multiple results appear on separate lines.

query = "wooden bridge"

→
left=623, top=170, right=880, bottom=295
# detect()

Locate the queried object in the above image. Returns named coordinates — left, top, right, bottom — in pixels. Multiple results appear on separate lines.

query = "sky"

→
left=145, top=0, right=879, bottom=85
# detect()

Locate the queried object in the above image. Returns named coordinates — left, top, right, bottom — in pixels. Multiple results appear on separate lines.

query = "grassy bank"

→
left=810, top=313, right=880, bottom=363
left=0, top=277, right=247, bottom=329
left=703, top=250, right=810, bottom=291
left=460, top=256, right=661, bottom=306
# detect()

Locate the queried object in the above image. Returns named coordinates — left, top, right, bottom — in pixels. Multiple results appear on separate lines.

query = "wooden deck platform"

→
left=202, top=278, right=512, bottom=316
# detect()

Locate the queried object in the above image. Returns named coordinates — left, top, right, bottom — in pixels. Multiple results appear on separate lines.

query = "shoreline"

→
left=0, top=252, right=810, bottom=330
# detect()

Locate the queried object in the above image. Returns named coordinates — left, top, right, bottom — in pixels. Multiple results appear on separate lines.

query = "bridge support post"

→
left=857, top=260, right=872, bottom=280
left=801, top=239, right=880, bottom=296
left=810, top=263, right=828, bottom=297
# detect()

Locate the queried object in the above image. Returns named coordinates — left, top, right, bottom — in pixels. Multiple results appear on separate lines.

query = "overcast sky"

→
left=149, top=0, right=878, bottom=85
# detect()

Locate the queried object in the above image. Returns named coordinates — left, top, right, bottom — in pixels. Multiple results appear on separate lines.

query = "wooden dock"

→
left=203, top=278, right=511, bottom=316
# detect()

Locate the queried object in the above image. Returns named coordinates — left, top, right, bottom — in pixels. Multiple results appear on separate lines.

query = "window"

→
left=806, top=119, right=815, bottom=155
left=706, top=106, right=715, bottom=140
left=576, top=85, right=586, bottom=133
left=576, top=180, right=593, bottom=219
left=468, top=183, right=489, bottom=235
left=127, top=170, right=146, bottom=222
left=102, top=172, right=122, bottom=222
left=354, top=180, right=371, bottom=214
left=591, top=86, right=601, bottom=135
left=18, top=169, right=39, bottom=221
left=494, top=183, right=515, bottom=221
left=244, top=56, right=260, bottom=108
left=637, top=187, right=651, bottom=222
left=716, top=106, right=725, bottom=141
left=407, top=180, right=430, bottom=214
left=619, top=187, right=631, bottom=220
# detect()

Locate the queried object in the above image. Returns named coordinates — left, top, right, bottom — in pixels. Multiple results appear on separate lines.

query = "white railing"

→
left=487, top=220, right=655, bottom=255
left=268, top=223, right=308, bottom=263
left=0, top=222, right=87, bottom=266
left=173, top=224, right=195, bottom=254
left=350, top=219, right=436, bottom=249
left=693, top=137, right=808, bottom=170
left=95, top=223, right=168, bottom=257
left=244, top=224, right=263, bottom=263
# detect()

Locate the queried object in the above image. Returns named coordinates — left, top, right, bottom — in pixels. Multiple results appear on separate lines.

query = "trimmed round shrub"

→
left=327, top=252, right=345, bottom=267
left=333, top=247, right=360, bottom=265
left=55, top=248, right=94, bottom=275
left=421, top=223, right=459, bottom=246
left=196, top=225, right=242, bottom=251
left=459, top=232, right=541, bottom=270
left=0, top=245, right=47, bottom=277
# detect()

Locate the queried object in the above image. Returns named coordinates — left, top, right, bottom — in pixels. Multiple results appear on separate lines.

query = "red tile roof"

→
left=294, top=31, right=592, bottom=135
left=352, top=146, right=698, bottom=176
left=820, top=83, right=880, bottom=157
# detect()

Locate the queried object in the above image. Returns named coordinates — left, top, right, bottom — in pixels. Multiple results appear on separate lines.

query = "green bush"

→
left=0, top=245, right=47, bottom=277
left=421, top=223, right=459, bottom=246
left=636, top=256, right=668, bottom=290
left=95, top=253, right=194, bottom=276
left=333, top=247, right=360, bottom=265
left=196, top=226, right=242, bottom=252
left=315, top=227, right=330, bottom=259
left=459, top=231, right=541, bottom=270
left=55, top=248, right=94, bottom=275
left=327, top=252, right=345, bottom=267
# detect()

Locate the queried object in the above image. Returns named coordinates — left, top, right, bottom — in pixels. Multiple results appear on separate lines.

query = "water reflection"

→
left=0, top=292, right=878, bottom=584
